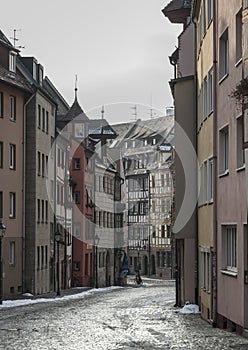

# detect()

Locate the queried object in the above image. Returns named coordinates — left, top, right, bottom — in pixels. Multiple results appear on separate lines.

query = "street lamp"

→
left=55, top=229, right=61, bottom=296
left=0, top=220, right=6, bottom=304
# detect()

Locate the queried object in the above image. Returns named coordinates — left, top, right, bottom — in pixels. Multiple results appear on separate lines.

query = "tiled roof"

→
left=0, top=66, right=32, bottom=92
left=61, top=97, right=89, bottom=122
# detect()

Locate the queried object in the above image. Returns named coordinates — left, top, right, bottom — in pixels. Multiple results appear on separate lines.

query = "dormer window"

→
left=9, top=51, right=16, bottom=73
left=39, top=66, right=43, bottom=85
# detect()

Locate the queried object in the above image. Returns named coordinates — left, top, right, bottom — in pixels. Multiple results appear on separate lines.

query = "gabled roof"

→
left=0, top=30, right=18, bottom=51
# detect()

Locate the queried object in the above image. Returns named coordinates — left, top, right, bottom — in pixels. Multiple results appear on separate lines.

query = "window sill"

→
left=236, top=165, right=245, bottom=172
left=218, top=73, right=229, bottom=85
left=235, top=58, right=242, bottom=67
left=219, top=170, right=229, bottom=178
left=221, top=269, right=237, bottom=277
left=9, top=118, right=16, bottom=123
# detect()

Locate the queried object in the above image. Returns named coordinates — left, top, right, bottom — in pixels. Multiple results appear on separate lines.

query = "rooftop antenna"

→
left=131, top=105, right=137, bottom=121
left=148, top=93, right=157, bottom=119
left=74, top=74, right=78, bottom=100
left=11, top=29, right=25, bottom=49
left=101, top=105, right=105, bottom=120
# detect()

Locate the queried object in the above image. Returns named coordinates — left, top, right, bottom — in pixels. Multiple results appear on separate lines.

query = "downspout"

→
left=23, top=92, right=35, bottom=293
left=192, top=17, right=199, bottom=306
left=212, top=0, right=218, bottom=327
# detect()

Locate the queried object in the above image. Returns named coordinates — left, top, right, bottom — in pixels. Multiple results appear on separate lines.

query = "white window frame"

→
left=9, top=143, right=16, bottom=169
left=10, top=95, right=16, bottom=121
left=9, top=51, right=16, bottom=73
left=9, top=192, right=16, bottom=218
left=219, top=29, right=229, bottom=80
left=223, top=225, right=237, bottom=272
left=9, top=241, right=15, bottom=265
left=219, top=126, right=229, bottom=174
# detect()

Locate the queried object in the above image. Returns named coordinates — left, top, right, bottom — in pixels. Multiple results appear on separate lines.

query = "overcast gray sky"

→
left=2, top=0, right=182, bottom=124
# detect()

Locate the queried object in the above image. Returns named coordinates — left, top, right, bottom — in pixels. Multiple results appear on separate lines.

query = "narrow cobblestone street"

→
left=1, top=284, right=248, bottom=349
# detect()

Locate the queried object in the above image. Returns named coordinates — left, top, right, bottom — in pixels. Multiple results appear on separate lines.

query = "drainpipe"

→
left=212, top=0, right=218, bottom=328
left=23, top=92, right=35, bottom=294
left=192, top=17, right=199, bottom=306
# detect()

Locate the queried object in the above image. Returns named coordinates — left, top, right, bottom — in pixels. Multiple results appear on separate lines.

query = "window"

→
left=201, top=250, right=211, bottom=291
left=37, top=199, right=40, bottom=222
left=237, top=116, right=245, bottom=168
left=74, top=223, right=81, bottom=238
left=74, top=123, right=84, bottom=138
left=45, top=200, right=48, bottom=223
left=0, top=142, right=3, bottom=168
left=9, top=144, right=16, bottom=169
left=37, top=246, right=40, bottom=269
left=41, top=200, right=44, bottom=222
left=9, top=192, right=16, bottom=218
left=208, top=158, right=214, bottom=202
left=0, top=191, right=2, bottom=218
left=223, top=226, right=237, bottom=272
left=45, top=246, right=48, bottom=268
left=41, top=246, right=44, bottom=268
left=9, top=51, right=16, bottom=72
left=0, top=92, right=3, bottom=117
left=219, top=126, right=229, bottom=174
left=38, top=152, right=41, bottom=175
left=74, top=158, right=80, bottom=170
left=219, top=29, right=229, bottom=80
left=10, top=96, right=16, bottom=121
left=236, top=9, right=242, bottom=63
left=46, top=156, right=48, bottom=177
left=203, top=76, right=208, bottom=120
left=208, top=68, right=213, bottom=114
left=9, top=241, right=15, bottom=265
left=73, top=191, right=80, bottom=204
left=203, top=161, right=208, bottom=203
left=207, top=0, right=213, bottom=25
left=46, top=111, right=49, bottom=133
left=42, top=108, right=45, bottom=131
left=42, top=153, right=45, bottom=177
left=38, top=105, right=41, bottom=128
left=161, top=225, right=165, bottom=238
left=202, top=0, right=206, bottom=35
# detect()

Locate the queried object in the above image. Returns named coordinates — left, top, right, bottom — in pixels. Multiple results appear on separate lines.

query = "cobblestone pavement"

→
left=1, top=285, right=248, bottom=349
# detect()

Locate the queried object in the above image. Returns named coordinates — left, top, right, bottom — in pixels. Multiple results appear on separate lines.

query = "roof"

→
left=162, top=0, right=192, bottom=24
left=111, top=116, right=174, bottom=146
left=0, top=30, right=18, bottom=51
left=61, top=95, right=89, bottom=123
left=89, top=119, right=117, bottom=139
left=0, top=66, right=32, bottom=92
left=42, top=77, right=70, bottom=117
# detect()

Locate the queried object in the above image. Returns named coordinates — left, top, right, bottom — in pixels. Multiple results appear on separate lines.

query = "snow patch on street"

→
left=0, top=286, right=123, bottom=309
